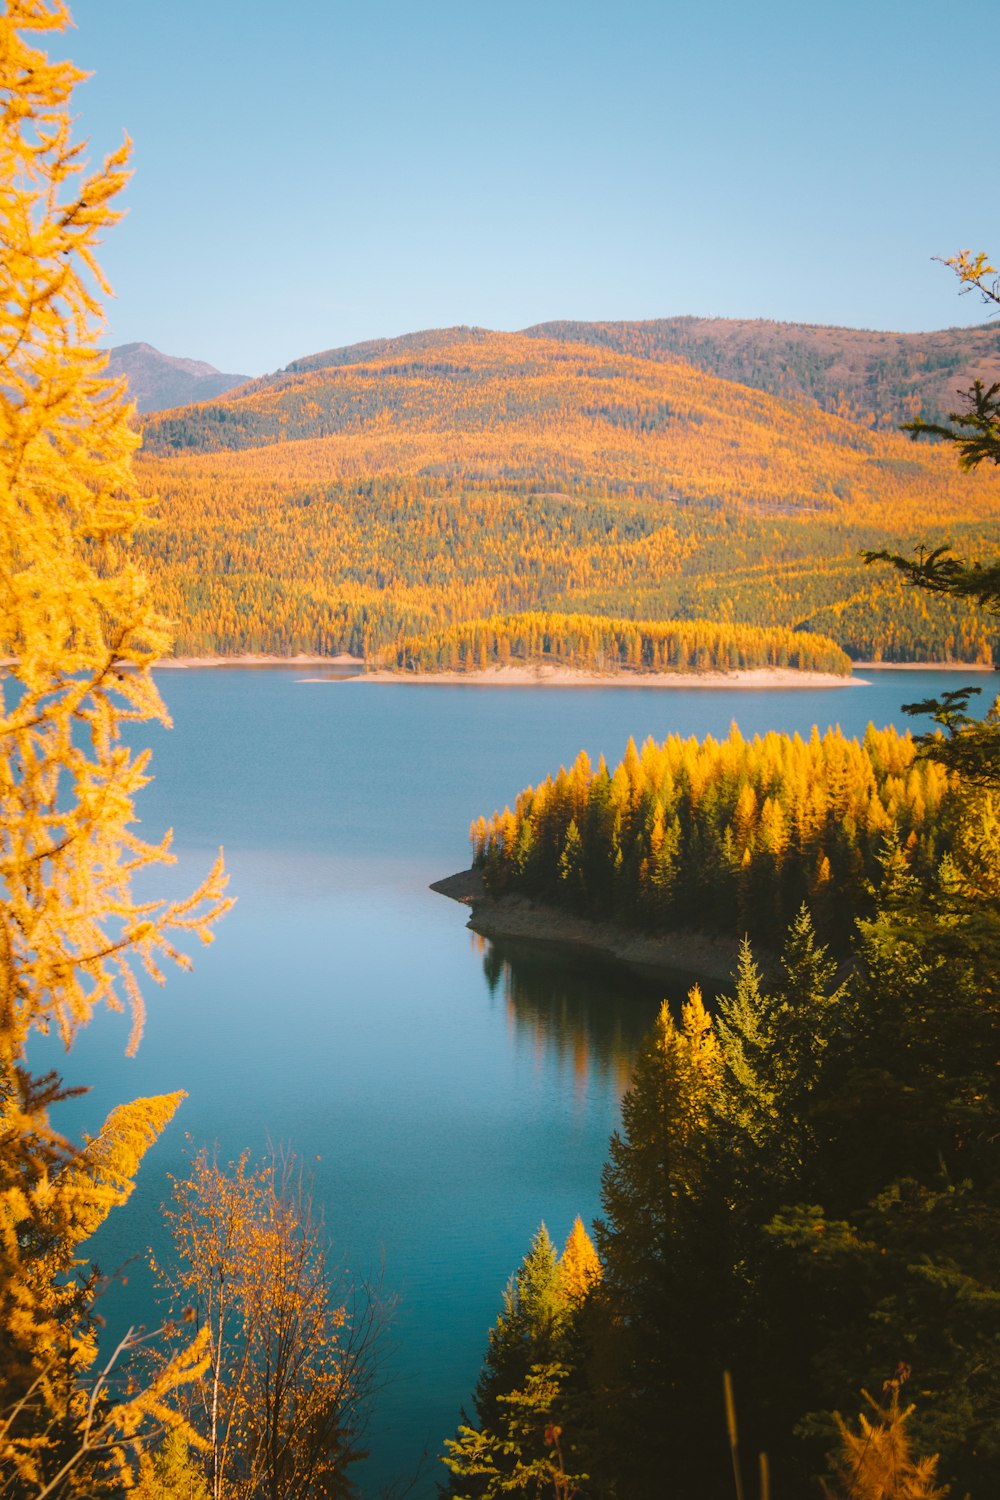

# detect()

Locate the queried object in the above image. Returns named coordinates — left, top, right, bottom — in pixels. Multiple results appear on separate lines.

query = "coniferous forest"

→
left=132, top=351, right=1000, bottom=663
left=3, top=4, right=1000, bottom=1499
left=470, top=722, right=956, bottom=949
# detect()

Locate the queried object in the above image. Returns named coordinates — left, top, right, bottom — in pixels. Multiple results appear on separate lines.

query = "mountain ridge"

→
left=522, top=316, right=1000, bottom=430
left=106, top=341, right=250, bottom=414
left=148, top=315, right=1000, bottom=435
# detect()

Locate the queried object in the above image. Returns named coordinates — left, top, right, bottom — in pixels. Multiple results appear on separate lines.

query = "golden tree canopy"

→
left=0, top=3, right=228, bottom=1489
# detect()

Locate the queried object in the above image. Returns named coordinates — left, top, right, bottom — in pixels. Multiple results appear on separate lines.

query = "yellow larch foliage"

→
left=0, top=1, right=227, bottom=1488
left=558, top=1217, right=602, bottom=1305
left=473, top=721, right=956, bottom=946
left=823, top=1386, right=948, bottom=1500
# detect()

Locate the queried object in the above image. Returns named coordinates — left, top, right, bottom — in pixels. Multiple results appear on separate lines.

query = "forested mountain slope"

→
left=523, top=316, right=1000, bottom=431
left=132, top=329, right=1000, bottom=660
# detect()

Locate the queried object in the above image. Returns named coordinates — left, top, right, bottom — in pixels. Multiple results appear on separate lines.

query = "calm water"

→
left=40, top=667, right=990, bottom=1495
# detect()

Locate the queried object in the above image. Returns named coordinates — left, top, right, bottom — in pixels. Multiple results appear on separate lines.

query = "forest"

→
left=523, top=315, right=1000, bottom=432
left=3, top=4, right=1000, bottom=1499
left=128, top=327, right=1000, bottom=663
left=470, top=722, right=956, bottom=949
left=443, top=255, right=1000, bottom=1499
left=381, top=610, right=853, bottom=676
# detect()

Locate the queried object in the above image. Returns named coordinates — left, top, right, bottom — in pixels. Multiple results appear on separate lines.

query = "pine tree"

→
left=444, top=1225, right=581, bottom=1500
left=591, top=990, right=730, bottom=1497
left=473, top=1225, right=567, bottom=1429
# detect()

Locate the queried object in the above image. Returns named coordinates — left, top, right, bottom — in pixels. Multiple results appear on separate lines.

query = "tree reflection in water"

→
left=473, top=932, right=723, bottom=1104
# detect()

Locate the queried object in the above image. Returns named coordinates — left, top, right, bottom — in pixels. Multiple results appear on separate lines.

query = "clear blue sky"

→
left=64, top=0, right=996, bottom=376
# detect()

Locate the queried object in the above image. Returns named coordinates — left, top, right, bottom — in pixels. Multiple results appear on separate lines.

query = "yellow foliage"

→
left=558, top=1217, right=601, bottom=1305
left=0, top=2, right=229, bottom=1490
left=823, top=1385, right=948, bottom=1500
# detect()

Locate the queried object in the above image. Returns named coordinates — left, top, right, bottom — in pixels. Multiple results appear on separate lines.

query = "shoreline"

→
left=146, top=656, right=995, bottom=683
left=853, top=660, right=996, bottom=672
left=352, top=664, right=863, bottom=690
left=155, top=652, right=365, bottom=670
left=430, top=869, right=745, bottom=984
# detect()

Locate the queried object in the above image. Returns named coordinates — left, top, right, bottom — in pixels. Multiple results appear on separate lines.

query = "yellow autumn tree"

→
left=0, top=1, right=228, bottom=1490
left=822, top=1384, right=948, bottom=1500
left=155, top=1150, right=379, bottom=1500
left=558, top=1218, right=601, bottom=1307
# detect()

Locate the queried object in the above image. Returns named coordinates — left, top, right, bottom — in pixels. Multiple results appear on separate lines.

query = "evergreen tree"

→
left=591, top=990, right=731, bottom=1498
left=444, top=1225, right=585, bottom=1500
left=473, top=1225, right=567, bottom=1431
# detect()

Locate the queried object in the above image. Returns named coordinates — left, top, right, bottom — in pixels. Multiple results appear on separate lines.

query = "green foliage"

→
left=444, top=1364, right=587, bottom=1500
left=903, top=378, right=1000, bottom=472
left=452, top=263, right=1000, bottom=1498
left=445, top=1224, right=600, bottom=1500
left=521, top=878, right=998, bottom=1497
left=473, top=1226, right=567, bottom=1432
left=472, top=723, right=957, bottom=950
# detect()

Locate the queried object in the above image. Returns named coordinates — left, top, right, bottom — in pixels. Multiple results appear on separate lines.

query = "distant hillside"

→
left=132, top=329, right=1000, bottom=663
left=522, top=317, right=1000, bottom=431
left=106, top=342, right=250, bottom=414
left=273, top=325, right=491, bottom=380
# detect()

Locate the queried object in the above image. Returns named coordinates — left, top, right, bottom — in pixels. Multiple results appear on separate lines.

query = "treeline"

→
left=381, top=610, right=853, bottom=676
left=471, top=723, right=956, bottom=948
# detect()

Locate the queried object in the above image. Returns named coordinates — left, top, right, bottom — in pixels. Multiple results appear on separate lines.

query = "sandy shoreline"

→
left=148, top=657, right=993, bottom=684
left=353, top=664, right=863, bottom=690
left=853, top=661, right=996, bottom=672
left=430, top=869, right=746, bottom=984
left=155, top=652, right=365, bottom=670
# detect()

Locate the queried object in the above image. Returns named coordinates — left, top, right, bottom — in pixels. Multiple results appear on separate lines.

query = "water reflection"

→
left=473, top=932, right=722, bottom=1104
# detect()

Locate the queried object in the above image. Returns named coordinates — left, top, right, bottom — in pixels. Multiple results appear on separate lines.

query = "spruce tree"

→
left=591, top=990, right=731, bottom=1498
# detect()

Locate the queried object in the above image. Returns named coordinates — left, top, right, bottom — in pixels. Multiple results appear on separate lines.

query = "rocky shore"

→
left=430, top=868, right=743, bottom=983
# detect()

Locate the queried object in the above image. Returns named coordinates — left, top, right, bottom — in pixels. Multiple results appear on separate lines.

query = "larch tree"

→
left=557, top=1218, right=600, bottom=1307
left=1, top=1, right=228, bottom=1491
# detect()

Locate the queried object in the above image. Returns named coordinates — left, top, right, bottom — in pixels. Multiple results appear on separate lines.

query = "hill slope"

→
left=132, top=329, right=1000, bottom=662
left=522, top=317, right=1000, bottom=431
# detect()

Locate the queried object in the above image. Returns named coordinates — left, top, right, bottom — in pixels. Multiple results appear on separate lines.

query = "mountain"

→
left=106, top=342, right=250, bottom=414
left=520, top=317, right=1000, bottom=432
left=132, top=328, right=1000, bottom=663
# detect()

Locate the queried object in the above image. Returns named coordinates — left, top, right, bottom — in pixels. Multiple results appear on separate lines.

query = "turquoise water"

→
left=41, top=667, right=991, bottom=1495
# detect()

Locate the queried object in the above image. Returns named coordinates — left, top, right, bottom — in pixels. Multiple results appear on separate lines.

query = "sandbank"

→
left=431, top=868, right=746, bottom=984
left=156, top=652, right=364, bottom=670
left=854, top=660, right=996, bottom=672
left=352, top=664, right=864, bottom=690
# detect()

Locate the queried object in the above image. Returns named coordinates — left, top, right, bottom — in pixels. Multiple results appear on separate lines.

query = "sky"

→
left=62, top=0, right=997, bottom=377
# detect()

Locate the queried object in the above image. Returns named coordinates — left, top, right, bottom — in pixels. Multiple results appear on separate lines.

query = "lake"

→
left=44, top=667, right=990, bottom=1496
